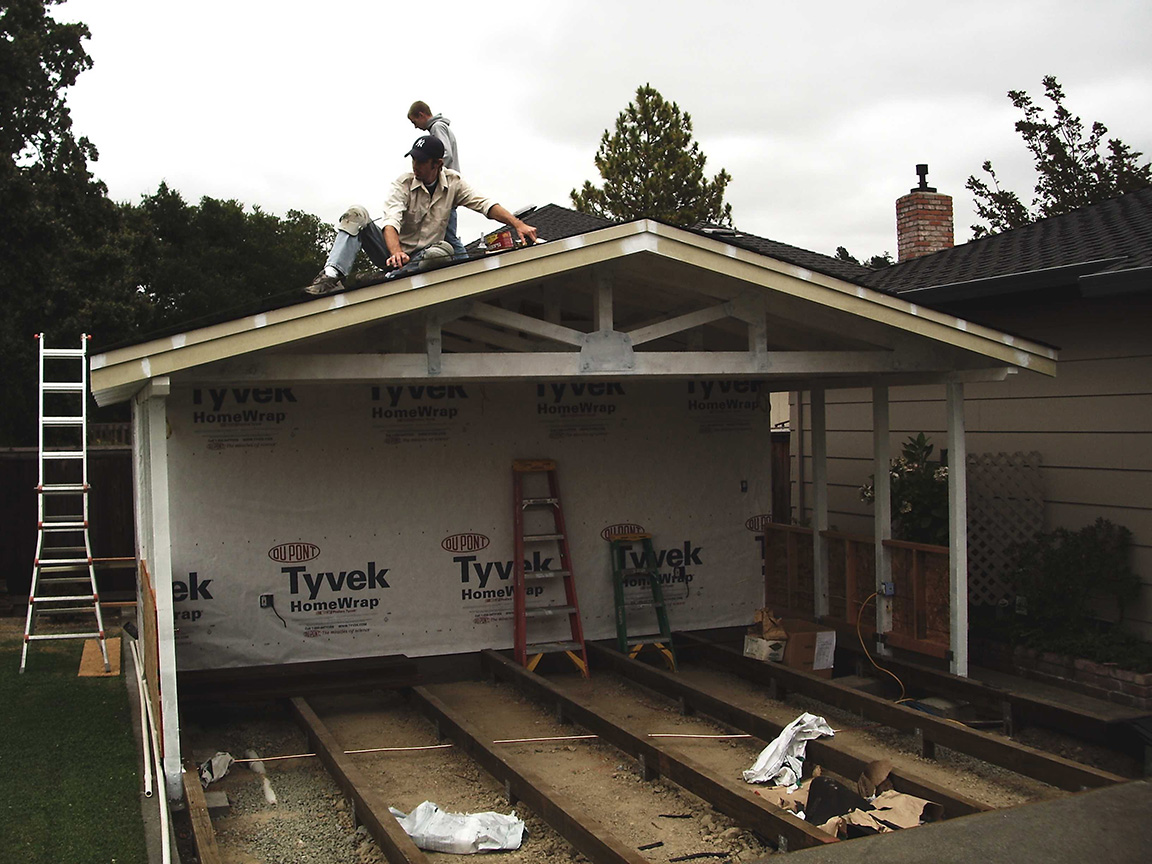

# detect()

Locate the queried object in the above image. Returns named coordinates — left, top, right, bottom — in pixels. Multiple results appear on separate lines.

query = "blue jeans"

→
left=445, top=209, right=467, bottom=260
left=325, top=223, right=393, bottom=275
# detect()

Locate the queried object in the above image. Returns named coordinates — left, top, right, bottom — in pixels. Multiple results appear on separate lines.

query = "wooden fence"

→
left=0, top=447, right=136, bottom=601
left=761, top=524, right=951, bottom=659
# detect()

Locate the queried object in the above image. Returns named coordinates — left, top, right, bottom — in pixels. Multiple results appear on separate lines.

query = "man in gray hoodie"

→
left=408, top=101, right=466, bottom=259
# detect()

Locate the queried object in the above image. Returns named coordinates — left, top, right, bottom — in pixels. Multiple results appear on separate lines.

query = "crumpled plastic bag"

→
left=742, top=712, right=834, bottom=786
left=198, top=752, right=234, bottom=788
left=389, top=800, right=525, bottom=854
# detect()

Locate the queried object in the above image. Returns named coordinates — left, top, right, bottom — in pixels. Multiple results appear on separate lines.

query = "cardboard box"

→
left=748, top=610, right=836, bottom=678
left=744, top=633, right=787, bottom=662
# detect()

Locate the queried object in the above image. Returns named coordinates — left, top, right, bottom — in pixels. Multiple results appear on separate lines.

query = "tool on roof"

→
left=511, top=459, right=589, bottom=676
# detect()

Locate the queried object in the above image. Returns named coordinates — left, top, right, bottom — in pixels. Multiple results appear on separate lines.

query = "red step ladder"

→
left=512, top=459, right=589, bottom=677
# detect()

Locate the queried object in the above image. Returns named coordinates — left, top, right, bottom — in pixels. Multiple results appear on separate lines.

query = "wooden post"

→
left=811, top=388, right=829, bottom=618
left=947, top=383, right=969, bottom=677
left=138, top=379, right=182, bottom=798
left=872, top=386, right=892, bottom=652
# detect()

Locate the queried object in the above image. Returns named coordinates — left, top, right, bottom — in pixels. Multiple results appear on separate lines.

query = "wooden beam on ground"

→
left=182, top=764, right=223, bottom=864
left=180, top=655, right=419, bottom=701
left=675, top=633, right=1125, bottom=792
left=585, top=643, right=987, bottom=817
left=409, top=686, right=650, bottom=864
left=288, top=697, right=430, bottom=864
left=479, top=650, right=837, bottom=852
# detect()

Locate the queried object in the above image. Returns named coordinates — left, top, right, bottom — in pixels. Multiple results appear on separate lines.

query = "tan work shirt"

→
left=381, top=169, right=497, bottom=253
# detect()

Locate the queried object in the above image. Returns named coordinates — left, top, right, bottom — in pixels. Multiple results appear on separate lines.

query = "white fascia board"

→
left=91, top=221, right=1057, bottom=405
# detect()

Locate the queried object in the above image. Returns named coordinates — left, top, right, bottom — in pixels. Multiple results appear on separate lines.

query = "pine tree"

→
left=571, top=85, right=733, bottom=227
left=967, top=76, right=1152, bottom=238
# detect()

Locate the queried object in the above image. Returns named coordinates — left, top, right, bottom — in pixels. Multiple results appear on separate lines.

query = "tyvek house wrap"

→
left=165, top=378, right=773, bottom=670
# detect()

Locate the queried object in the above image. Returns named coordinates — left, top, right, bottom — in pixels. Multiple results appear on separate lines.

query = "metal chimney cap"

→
left=913, top=163, right=936, bottom=193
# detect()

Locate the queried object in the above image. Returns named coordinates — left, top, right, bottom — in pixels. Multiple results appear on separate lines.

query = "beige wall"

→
left=789, top=291, right=1152, bottom=639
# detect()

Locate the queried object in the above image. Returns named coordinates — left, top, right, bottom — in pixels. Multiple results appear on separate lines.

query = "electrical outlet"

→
left=260, top=593, right=274, bottom=608
left=880, top=581, right=896, bottom=597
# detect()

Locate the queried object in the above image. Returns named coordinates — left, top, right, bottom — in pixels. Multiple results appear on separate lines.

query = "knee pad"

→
left=336, top=205, right=371, bottom=236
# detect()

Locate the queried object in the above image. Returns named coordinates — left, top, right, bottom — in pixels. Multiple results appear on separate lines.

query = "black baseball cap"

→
left=405, top=135, right=445, bottom=161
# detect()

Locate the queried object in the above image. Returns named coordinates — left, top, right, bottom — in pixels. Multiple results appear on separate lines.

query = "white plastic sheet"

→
left=389, top=800, right=525, bottom=854
left=742, top=712, right=834, bottom=786
left=198, top=751, right=234, bottom=787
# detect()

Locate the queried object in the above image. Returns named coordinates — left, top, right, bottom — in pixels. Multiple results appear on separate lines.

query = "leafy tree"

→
left=571, top=84, right=733, bottom=227
left=0, top=2, right=334, bottom=445
left=967, top=75, right=1152, bottom=238
left=0, top=0, right=140, bottom=444
left=121, top=183, right=334, bottom=329
left=834, top=246, right=893, bottom=270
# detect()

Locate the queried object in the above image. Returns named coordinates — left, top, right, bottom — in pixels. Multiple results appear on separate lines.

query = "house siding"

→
left=790, top=291, right=1152, bottom=639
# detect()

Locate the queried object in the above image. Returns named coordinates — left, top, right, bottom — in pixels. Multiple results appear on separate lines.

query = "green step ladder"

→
left=607, top=533, right=676, bottom=671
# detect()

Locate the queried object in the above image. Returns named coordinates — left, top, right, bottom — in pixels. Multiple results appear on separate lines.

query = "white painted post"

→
left=144, top=380, right=183, bottom=797
left=872, top=386, right=893, bottom=651
left=811, top=387, right=829, bottom=618
left=947, top=382, right=969, bottom=677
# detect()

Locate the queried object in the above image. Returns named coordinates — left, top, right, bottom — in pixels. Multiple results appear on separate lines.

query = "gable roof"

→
left=865, top=186, right=1152, bottom=301
left=90, top=219, right=1056, bottom=407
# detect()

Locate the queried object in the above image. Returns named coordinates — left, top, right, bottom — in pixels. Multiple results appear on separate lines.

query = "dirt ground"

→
left=177, top=652, right=1137, bottom=864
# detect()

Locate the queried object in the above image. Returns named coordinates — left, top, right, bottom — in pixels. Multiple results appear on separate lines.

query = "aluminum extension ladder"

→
left=607, top=532, right=677, bottom=671
left=20, top=334, right=110, bottom=673
left=511, top=459, right=589, bottom=677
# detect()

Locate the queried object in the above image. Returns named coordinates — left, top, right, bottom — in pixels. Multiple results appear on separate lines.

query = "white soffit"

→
left=90, top=220, right=1057, bottom=405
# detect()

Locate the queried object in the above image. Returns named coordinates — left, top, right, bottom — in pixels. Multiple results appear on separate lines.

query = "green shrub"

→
left=860, top=433, right=949, bottom=546
left=1010, top=517, right=1139, bottom=629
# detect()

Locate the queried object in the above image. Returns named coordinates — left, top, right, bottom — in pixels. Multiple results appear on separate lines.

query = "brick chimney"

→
left=896, top=164, right=954, bottom=262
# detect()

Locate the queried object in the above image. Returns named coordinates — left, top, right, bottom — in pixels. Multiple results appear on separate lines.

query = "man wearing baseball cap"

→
left=306, top=134, right=538, bottom=296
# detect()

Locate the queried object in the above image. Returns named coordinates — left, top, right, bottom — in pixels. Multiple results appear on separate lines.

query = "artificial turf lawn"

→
left=0, top=630, right=149, bottom=864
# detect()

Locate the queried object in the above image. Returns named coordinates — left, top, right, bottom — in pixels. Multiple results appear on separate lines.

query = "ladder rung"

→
left=525, top=640, right=583, bottom=654
left=521, top=497, right=559, bottom=507
left=41, top=522, right=87, bottom=531
left=36, top=562, right=93, bottom=572
left=523, top=533, right=564, bottom=542
left=42, top=382, right=85, bottom=392
left=38, top=484, right=89, bottom=494
left=524, top=569, right=569, bottom=580
left=42, top=347, right=87, bottom=358
left=34, top=576, right=93, bottom=584
left=26, top=632, right=101, bottom=642
left=626, top=635, right=670, bottom=646
left=525, top=604, right=576, bottom=618
left=43, top=417, right=85, bottom=427
left=41, top=450, right=85, bottom=460
left=31, top=594, right=97, bottom=603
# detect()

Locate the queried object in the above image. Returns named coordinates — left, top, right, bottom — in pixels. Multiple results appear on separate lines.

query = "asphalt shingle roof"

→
left=520, top=206, right=876, bottom=286
left=864, top=186, right=1152, bottom=295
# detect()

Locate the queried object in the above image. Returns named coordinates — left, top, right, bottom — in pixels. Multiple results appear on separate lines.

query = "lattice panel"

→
left=966, top=451, right=1044, bottom=606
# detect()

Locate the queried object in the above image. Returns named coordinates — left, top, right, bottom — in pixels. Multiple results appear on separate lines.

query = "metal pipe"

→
left=127, top=638, right=153, bottom=798
left=129, top=637, right=171, bottom=864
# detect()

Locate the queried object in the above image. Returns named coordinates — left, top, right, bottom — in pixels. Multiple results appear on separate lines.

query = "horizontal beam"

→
left=676, top=634, right=1125, bottom=792
left=179, top=349, right=978, bottom=386
left=289, top=697, right=429, bottom=864
left=410, top=687, right=649, bottom=864
left=586, top=643, right=986, bottom=817
left=480, top=650, right=836, bottom=852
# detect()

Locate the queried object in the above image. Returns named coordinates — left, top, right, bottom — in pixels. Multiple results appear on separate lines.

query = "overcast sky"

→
left=60, top=0, right=1152, bottom=262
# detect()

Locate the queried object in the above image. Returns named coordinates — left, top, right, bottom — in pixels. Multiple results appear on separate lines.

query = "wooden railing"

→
left=760, top=524, right=951, bottom=659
